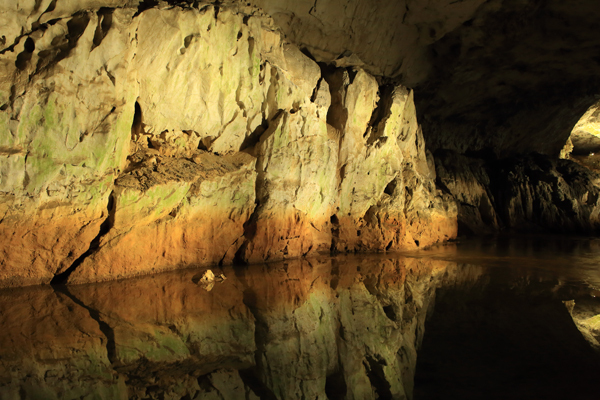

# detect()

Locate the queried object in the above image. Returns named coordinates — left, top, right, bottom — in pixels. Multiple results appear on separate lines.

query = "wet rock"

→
left=567, top=297, right=600, bottom=353
left=566, top=100, right=600, bottom=156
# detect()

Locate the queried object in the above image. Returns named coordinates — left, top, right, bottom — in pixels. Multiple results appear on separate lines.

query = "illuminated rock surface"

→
left=0, top=1, right=457, bottom=287
left=1, top=0, right=600, bottom=287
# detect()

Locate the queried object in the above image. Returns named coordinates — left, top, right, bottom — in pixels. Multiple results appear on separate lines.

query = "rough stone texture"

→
left=246, top=0, right=486, bottom=81
left=68, top=151, right=258, bottom=283
left=0, top=255, right=456, bottom=400
left=436, top=151, right=600, bottom=235
left=568, top=101, right=600, bottom=156
left=569, top=298, right=600, bottom=354
left=0, top=2, right=456, bottom=287
left=231, top=0, right=600, bottom=159
left=0, top=6, right=138, bottom=286
left=435, top=151, right=500, bottom=235
left=3, top=0, right=600, bottom=287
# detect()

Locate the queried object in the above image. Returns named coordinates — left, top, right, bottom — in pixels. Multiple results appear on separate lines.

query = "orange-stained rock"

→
left=68, top=152, right=257, bottom=284
left=0, top=201, right=108, bottom=287
left=0, top=3, right=456, bottom=288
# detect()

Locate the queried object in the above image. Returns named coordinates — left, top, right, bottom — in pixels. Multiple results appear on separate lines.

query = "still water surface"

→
left=0, top=235, right=599, bottom=399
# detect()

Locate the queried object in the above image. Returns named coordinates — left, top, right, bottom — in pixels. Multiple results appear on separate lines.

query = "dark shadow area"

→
left=414, top=269, right=600, bottom=400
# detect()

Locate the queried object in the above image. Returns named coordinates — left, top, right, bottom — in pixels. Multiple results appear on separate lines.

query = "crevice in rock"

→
left=1, top=0, right=57, bottom=55
left=240, top=118, right=268, bottom=152
left=308, top=0, right=318, bottom=16
left=77, top=106, right=116, bottom=144
left=53, top=286, right=117, bottom=364
left=91, top=8, right=114, bottom=51
left=50, top=191, right=115, bottom=285
left=322, top=65, right=349, bottom=134
left=346, top=67, right=358, bottom=84
left=134, top=0, right=159, bottom=17
left=31, top=11, right=91, bottom=75
left=364, top=354, right=393, bottom=400
left=233, top=200, right=260, bottom=265
left=131, top=101, right=144, bottom=141
left=214, top=3, right=221, bottom=20
left=383, top=305, right=398, bottom=321
left=15, top=37, right=35, bottom=70
left=197, top=139, right=209, bottom=151
left=330, top=214, right=340, bottom=254
left=238, top=369, right=278, bottom=400
left=59, top=12, right=91, bottom=62
left=300, top=47, right=316, bottom=61
left=45, top=0, right=57, bottom=14
left=325, top=366, right=347, bottom=400
left=310, top=76, right=323, bottom=103
left=384, top=178, right=397, bottom=196
left=365, top=84, right=394, bottom=145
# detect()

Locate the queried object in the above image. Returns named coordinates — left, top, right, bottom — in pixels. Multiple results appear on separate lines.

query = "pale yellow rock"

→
left=240, top=109, right=339, bottom=263
left=0, top=2, right=456, bottom=286
left=0, top=8, right=138, bottom=286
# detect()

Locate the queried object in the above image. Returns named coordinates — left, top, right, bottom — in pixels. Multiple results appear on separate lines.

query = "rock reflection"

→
left=4, top=242, right=600, bottom=400
left=0, top=255, right=456, bottom=400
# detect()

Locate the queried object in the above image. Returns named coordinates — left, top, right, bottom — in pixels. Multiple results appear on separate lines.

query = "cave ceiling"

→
left=2, top=0, right=600, bottom=157
left=247, top=0, right=600, bottom=157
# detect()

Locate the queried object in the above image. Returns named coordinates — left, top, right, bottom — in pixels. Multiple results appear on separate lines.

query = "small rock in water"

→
left=194, top=269, right=226, bottom=291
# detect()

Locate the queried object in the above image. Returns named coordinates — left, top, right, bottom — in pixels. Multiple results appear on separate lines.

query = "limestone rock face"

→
left=435, top=151, right=500, bottom=235
left=247, top=0, right=486, bottom=80
left=0, top=7, right=138, bottom=286
left=567, top=101, right=600, bottom=156
left=436, top=151, right=600, bottom=235
left=0, top=2, right=456, bottom=286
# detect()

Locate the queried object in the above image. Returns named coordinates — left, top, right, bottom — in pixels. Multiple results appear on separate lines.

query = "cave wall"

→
left=3, top=0, right=600, bottom=287
left=435, top=151, right=600, bottom=235
left=0, top=1, right=456, bottom=287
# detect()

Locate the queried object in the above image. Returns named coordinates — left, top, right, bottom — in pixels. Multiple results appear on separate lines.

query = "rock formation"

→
left=435, top=150, right=600, bottom=235
left=2, top=0, right=600, bottom=286
left=0, top=1, right=457, bottom=287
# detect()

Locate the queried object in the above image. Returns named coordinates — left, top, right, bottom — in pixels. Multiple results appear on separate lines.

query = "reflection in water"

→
left=410, top=235, right=600, bottom=400
left=0, top=236, right=599, bottom=399
left=0, top=255, right=451, bottom=400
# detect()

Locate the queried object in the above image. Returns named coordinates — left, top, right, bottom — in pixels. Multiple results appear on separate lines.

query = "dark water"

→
left=409, top=235, right=600, bottom=400
left=0, top=235, right=599, bottom=400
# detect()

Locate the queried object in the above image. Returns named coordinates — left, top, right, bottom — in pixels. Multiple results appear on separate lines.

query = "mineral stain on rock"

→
left=0, top=1, right=459, bottom=287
